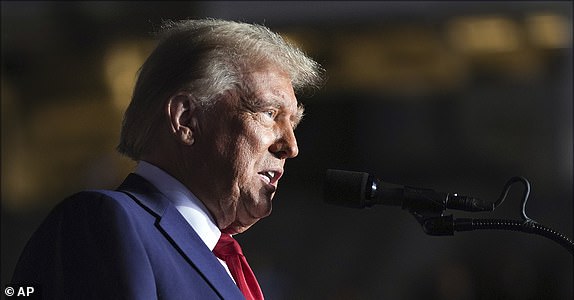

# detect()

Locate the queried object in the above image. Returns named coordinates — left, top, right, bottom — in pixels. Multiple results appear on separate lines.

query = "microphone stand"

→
left=410, top=177, right=574, bottom=255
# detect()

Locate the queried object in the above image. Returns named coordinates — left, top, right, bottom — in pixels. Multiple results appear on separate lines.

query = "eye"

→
left=263, top=109, right=277, bottom=119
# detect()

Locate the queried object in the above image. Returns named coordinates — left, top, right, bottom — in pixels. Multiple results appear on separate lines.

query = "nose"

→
left=270, top=125, right=299, bottom=159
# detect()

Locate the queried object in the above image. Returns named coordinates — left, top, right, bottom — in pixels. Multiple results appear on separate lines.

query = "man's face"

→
left=190, top=66, right=303, bottom=234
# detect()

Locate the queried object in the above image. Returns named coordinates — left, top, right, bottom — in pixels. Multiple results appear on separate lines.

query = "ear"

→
left=166, top=92, right=199, bottom=146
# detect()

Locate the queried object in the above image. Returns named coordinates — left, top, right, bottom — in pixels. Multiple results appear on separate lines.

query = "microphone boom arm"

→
left=420, top=177, right=574, bottom=255
left=324, top=169, right=574, bottom=255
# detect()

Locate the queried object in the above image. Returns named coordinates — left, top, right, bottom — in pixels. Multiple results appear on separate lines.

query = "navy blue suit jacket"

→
left=11, top=174, right=246, bottom=299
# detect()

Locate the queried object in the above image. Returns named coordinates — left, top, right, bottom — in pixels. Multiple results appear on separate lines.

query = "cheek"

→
left=223, top=117, right=276, bottom=176
left=232, top=134, right=272, bottom=185
left=251, top=122, right=277, bottom=149
left=218, top=133, right=254, bottom=177
left=233, top=136, right=261, bottom=172
left=237, top=120, right=274, bottom=155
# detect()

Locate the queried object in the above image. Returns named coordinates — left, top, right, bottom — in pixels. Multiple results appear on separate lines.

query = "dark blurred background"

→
left=2, top=1, right=572, bottom=299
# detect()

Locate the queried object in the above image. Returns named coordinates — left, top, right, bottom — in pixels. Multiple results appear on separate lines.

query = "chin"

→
left=222, top=222, right=256, bottom=235
left=252, top=205, right=273, bottom=223
left=224, top=208, right=271, bottom=235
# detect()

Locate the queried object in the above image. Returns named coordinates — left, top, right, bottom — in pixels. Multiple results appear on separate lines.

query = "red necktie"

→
left=213, top=234, right=264, bottom=300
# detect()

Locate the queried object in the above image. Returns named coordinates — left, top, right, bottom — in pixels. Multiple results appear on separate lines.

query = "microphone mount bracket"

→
left=413, top=177, right=574, bottom=255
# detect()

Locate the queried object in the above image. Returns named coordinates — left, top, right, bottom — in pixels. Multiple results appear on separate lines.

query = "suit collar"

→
left=117, top=174, right=244, bottom=299
left=133, top=161, right=222, bottom=250
left=117, top=173, right=167, bottom=216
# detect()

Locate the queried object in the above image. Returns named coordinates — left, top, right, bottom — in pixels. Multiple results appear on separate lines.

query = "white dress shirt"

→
left=134, top=160, right=234, bottom=280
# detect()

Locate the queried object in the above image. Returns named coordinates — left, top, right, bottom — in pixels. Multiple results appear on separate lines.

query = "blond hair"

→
left=117, top=18, right=324, bottom=160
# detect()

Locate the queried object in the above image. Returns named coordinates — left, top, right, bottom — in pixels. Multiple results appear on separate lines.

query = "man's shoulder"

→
left=60, top=189, right=135, bottom=210
left=43, top=189, right=149, bottom=225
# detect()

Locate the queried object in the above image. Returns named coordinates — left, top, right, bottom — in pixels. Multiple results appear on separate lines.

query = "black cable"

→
left=422, top=177, right=574, bottom=255
left=493, top=176, right=531, bottom=221
left=453, top=218, right=574, bottom=255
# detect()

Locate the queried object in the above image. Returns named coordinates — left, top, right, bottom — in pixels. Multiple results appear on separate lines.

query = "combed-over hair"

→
left=117, top=18, right=324, bottom=160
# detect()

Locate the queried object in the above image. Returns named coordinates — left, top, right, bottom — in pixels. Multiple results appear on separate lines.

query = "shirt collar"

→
left=134, top=160, right=221, bottom=250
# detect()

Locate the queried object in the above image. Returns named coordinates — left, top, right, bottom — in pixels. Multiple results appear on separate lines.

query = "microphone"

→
left=324, top=169, right=494, bottom=212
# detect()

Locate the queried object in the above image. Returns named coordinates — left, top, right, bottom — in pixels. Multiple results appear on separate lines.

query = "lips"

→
left=258, top=169, right=283, bottom=186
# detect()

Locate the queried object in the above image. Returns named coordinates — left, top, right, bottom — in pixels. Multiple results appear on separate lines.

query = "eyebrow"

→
left=265, top=97, right=305, bottom=128
left=239, top=93, right=305, bottom=129
left=293, top=103, right=305, bottom=129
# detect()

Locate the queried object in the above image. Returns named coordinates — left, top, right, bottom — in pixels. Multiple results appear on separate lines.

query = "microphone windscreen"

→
left=324, top=169, right=370, bottom=208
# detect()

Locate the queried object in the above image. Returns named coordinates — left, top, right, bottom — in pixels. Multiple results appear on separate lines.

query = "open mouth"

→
left=258, top=170, right=282, bottom=185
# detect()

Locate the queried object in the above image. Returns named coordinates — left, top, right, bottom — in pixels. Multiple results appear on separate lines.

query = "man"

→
left=11, top=18, right=324, bottom=299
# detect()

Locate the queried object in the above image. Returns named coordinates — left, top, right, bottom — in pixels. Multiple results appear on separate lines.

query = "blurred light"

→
left=526, top=13, right=572, bottom=49
left=280, top=31, right=318, bottom=55
left=328, top=27, right=468, bottom=95
left=103, top=40, right=154, bottom=112
left=1, top=77, right=38, bottom=210
left=447, top=16, right=522, bottom=54
left=333, top=32, right=388, bottom=89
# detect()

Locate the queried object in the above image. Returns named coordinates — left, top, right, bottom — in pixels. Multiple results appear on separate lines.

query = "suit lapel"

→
left=117, top=174, right=244, bottom=299
left=159, top=205, right=244, bottom=299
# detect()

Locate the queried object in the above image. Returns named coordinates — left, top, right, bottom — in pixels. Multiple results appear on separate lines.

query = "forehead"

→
left=245, top=67, right=295, bottom=98
left=243, top=67, right=303, bottom=115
